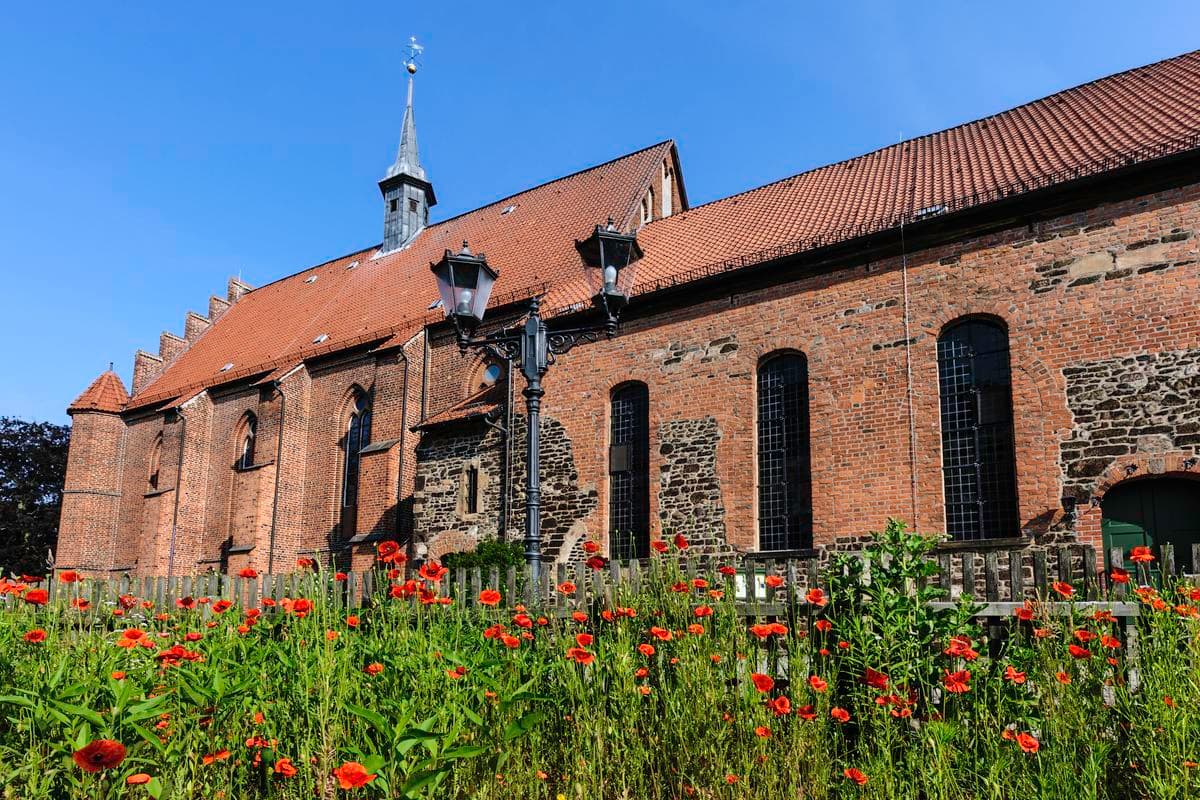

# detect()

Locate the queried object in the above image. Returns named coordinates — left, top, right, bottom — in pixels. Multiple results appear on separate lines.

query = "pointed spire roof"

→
left=69, top=369, right=129, bottom=414
left=385, top=72, right=426, bottom=182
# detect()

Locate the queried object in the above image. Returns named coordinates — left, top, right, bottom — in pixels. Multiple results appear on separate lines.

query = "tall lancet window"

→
left=757, top=353, right=813, bottom=551
left=342, top=391, right=372, bottom=508
left=937, top=318, right=1019, bottom=540
left=609, top=382, right=650, bottom=561
left=236, top=413, right=257, bottom=470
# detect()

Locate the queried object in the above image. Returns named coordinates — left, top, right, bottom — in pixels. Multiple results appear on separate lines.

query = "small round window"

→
left=473, top=361, right=505, bottom=393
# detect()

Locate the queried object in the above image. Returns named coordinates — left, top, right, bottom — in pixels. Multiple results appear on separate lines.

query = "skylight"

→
left=219, top=363, right=234, bottom=373
left=428, top=298, right=444, bottom=310
left=501, top=204, right=517, bottom=216
left=347, top=260, right=359, bottom=270
left=304, top=275, right=318, bottom=284
left=313, top=334, right=329, bottom=344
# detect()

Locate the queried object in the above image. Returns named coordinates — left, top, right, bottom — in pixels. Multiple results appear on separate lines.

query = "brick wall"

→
left=56, top=177, right=1200, bottom=576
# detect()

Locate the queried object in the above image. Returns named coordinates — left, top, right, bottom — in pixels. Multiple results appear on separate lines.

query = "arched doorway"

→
left=1101, top=477, right=1200, bottom=572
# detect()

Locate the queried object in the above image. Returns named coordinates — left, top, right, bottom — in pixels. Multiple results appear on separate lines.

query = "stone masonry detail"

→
left=1061, top=348, right=1200, bottom=496
left=657, top=417, right=731, bottom=554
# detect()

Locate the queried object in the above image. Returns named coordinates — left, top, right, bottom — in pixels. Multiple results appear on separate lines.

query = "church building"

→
left=58, top=50, right=1200, bottom=577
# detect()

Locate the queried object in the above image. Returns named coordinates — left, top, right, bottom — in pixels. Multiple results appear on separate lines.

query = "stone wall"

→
left=1062, top=348, right=1200, bottom=497
left=412, top=422, right=506, bottom=554
left=657, top=417, right=731, bottom=554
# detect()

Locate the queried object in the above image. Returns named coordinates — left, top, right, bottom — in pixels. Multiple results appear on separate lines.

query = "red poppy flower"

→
left=364, top=662, right=384, bottom=676
left=447, top=665, right=468, bottom=679
left=942, top=670, right=971, bottom=694
left=73, top=740, right=126, bottom=773
left=111, top=671, right=126, bottom=680
left=1100, top=634, right=1121, bottom=649
left=718, top=565, right=737, bottom=576
left=750, top=673, right=774, bottom=693
left=377, top=540, right=401, bottom=561
left=650, top=540, right=669, bottom=553
left=844, top=768, right=869, bottom=786
left=274, top=758, right=297, bottom=777
left=126, top=773, right=152, bottom=785
left=638, top=643, right=656, bottom=657
left=238, top=568, right=258, bottom=578
left=582, top=540, right=601, bottom=554
left=1068, top=644, right=1092, bottom=659
left=478, top=589, right=502, bottom=606
left=693, top=605, right=713, bottom=618
left=805, top=588, right=826, bottom=606
left=765, top=575, right=784, bottom=589
left=808, top=675, right=828, bottom=692
left=23, top=588, right=48, bottom=606
left=1004, top=665, right=1026, bottom=684
left=58, top=570, right=81, bottom=583
left=291, top=598, right=313, bottom=616
left=944, top=635, right=979, bottom=660
left=418, top=562, right=448, bottom=581
left=1016, top=732, right=1039, bottom=754
left=1051, top=581, right=1075, bottom=599
left=672, top=533, right=689, bottom=550
left=571, top=611, right=588, bottom=623
left=649, top=626, right=673, bottom=641
left=814, top=619, right=832, bottom=633
left=585, top=555, right=607, bottom=570
left=557, top=581, right=577, bottom=595
left=332, top=761, right=376, bottom=789
left=1014, top=602, right=1035, bottom=621
left=863, top=668, right=889, bottom=690
left=202, top=749, right=231, bottom=765
left=1110, top=567, right=1130, bottom=584
left=767, top=696, right=791, bottom=716
left=1056, top=671, right=1071, bottom=684
left=566, top=647, right=595, bottom=665
left=796, top=704, right=817, bottom=720
left=754, top=725, right=771, bottom=738
left=575, top=633, right=594, bottom=647
left=830, top=707, right=850, bottom=723
left=296, top=557, right=315, bottom=569
left=1129, top=546, right=1155, bottom=564
left=1074, top=629, right=1097, bottom=643
left=23, top=629, right=46, bottom=644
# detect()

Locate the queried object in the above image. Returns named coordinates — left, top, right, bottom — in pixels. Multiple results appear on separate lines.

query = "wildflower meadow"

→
left=1, top=522, right=1198, bottom=799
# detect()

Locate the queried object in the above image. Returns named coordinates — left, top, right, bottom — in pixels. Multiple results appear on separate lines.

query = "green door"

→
left=1101, top=478, right=1200, bottom=573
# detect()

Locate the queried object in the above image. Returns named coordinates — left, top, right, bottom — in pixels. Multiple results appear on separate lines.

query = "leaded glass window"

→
left=342, top=391, right=372, bottom=508
left=757, top=353, right=812, bottom=551
left=609, top=383, right=649, bottom=561
left=937, top=319, right=1019, bottom=540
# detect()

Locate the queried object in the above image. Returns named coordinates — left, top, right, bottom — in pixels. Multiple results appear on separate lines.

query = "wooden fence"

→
left=14, top=542, right=1197, bottom=622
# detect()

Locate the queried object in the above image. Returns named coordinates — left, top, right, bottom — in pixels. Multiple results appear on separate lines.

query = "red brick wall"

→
left=57, top=177, right=1200, bottom=575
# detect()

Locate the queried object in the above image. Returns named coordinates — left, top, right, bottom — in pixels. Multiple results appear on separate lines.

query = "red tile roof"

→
left=553, top=49, right=1200, bottom=310
left=128, top=142, right=677, bottom=409
left=70, top=370, right=130, bottom=414
left=414, top=383, right=506, bottom=430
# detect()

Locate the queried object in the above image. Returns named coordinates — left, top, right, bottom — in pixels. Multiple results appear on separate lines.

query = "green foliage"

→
left=0, top=416, right=70, bottom=577
left=441, top=538, right=525, bottom=571
left=0, top=524, right=1198, bottom=798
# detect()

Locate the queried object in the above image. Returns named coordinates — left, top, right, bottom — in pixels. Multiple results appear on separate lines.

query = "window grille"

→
left=757, top=354, right=813, bottom=551
left=609, top=383, right=649, bottom=560
left=937, top=319, right=1019, bottom=540
left=342, top=392, right=372, bottom=508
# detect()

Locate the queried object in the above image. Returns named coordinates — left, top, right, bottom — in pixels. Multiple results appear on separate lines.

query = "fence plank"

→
left=938, top=554, right=952, bottom=594
left=1162, top=543, right=1177, bottom=578
left=961, top=553, right=976, bottom=600
left=1032, top=551, right=1047, bottom=592
left=984, top=552, right=999, bottom=602
left=1082, top=546, right=1098, bottom=600
left=1008, top=550, right=1024, bottom=601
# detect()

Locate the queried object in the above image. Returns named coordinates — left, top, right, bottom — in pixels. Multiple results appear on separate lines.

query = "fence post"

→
left=1161, top=543, right=1177, bottom=581
left=984, top=552, right=999, bottom=602
left=962, top=553, right=976, bottom=600
left=1082, top=546, right=1098, bottom=600
left=1032, top=551, right=1047, bottom=592
left=1125, top=626, right=1141, bottom=694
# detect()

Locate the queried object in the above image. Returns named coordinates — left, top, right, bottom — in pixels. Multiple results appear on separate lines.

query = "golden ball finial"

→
left=406, top=60, right=417, bottom=75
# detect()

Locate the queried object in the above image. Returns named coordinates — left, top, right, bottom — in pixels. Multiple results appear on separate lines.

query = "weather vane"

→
left=405, top=36, right=424, bottom=75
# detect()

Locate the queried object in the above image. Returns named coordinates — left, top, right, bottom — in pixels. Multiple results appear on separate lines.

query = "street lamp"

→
left=430, top=222, right=642, bottom=582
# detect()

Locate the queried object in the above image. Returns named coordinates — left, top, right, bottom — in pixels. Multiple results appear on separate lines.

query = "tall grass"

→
left=1, top=522, right=1197, bottom=799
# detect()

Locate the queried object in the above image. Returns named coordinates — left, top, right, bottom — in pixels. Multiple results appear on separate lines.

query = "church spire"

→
left=379, top=36, right=436, bottom=254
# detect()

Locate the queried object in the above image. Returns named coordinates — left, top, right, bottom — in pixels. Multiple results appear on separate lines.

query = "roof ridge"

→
left=654, top=50, right=1200, bottom=220
left=234, top=140, right=675, bottom=295
left=427, top=139, right=675, bottom=228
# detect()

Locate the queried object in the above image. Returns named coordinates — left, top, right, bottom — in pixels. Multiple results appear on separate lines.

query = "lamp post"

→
left=430, top=220, right=642, bottom=583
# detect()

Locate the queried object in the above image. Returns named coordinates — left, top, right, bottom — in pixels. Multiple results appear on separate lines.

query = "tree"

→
left=0, top=417, right=70, bottom=576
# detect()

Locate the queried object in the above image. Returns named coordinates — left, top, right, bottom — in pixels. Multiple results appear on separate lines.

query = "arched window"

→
left=236, top=413, right=257, bottom=470
left=470, top=359, right=505, bottom=395
left=937, top=318, right=1019, bottom=540
left=147, top=434, right=162, bottom=491
left=342, top=391, right=372, bottom=508
left=757, top=353, right=813, bottom=551
left=609, top=382, right=649, bottom=560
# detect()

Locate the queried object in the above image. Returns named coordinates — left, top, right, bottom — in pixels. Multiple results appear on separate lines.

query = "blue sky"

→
left=2, top=1, right=1196, bottom=423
